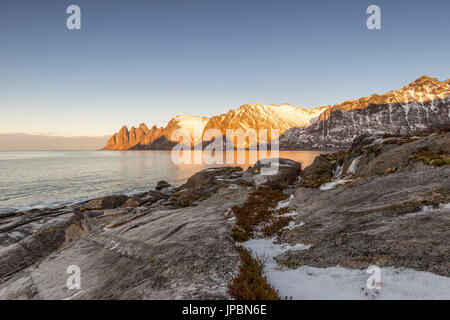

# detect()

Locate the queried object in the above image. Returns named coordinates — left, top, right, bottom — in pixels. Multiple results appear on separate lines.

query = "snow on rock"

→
left=242, top=237, right=310, bottom=260
left=402, top=202, right=450, bottom=219
left=275, top=194, right=293, bottom=210
left=347, top=156, right=363, bottom=175
left=266, top=104, right=326, bottom=127
left=284, top=221, right=305, bottom=230
left=280, top=211, right=298, bottom=217
left=319, top=179, right=348, bottom=190
left=266, top=265, right=450, bottom=300
left=420, top=202, right=450, bottom=212
left=169, top=115, right=210, bottom=144
left=333, top=164, right=343, bottom=178
left=242, top=237, right=450, bottom=300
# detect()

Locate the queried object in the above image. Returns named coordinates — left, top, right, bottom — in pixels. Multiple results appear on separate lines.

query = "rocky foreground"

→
left=0, top=130, right=449, bottom=299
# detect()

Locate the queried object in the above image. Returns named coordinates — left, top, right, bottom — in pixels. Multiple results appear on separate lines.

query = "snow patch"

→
left=63, top=290, right=85, bottom=300
left=264, top=265, right=450, bottom=300
left=243, top=237, right=311, bottom=260
left=333, top=164, right=342, bottom=178
left=280, top=211, right=298, bottom=217
left=276, top=194, right=293, bottom=210
left=422, top=202, right=450, bottom=211
left=319, top=179, right=348, bottom=190
left=347, top=156, right=363, bottom=175
left=243, top=237, right=450, bottom=300
left=284, top=221, right=305, bottom=230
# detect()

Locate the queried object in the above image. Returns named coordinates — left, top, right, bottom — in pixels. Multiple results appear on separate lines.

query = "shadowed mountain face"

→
left=280, top=76, right=450, bottom=150
left=103, top=76, right=450, bottom=151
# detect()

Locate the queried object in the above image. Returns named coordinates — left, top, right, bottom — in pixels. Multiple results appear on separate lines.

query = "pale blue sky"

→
left=0, top=0, right=449, bottom=137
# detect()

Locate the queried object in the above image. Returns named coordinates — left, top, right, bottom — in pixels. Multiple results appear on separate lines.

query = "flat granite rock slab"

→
left=0, top=185, right=249, bottom=300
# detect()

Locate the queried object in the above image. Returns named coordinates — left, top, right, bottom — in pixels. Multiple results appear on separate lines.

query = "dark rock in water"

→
left=155, top=180, right=171, bottom=191
left=82, top=195, right=128, bottom=210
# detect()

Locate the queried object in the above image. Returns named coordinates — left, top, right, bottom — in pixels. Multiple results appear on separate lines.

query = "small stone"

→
left=155, top=181, right=171, bottom=191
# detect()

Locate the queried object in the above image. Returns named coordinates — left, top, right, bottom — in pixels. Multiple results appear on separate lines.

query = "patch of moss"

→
left=301, top=177, right=333, bottom=189
left=382, top=138, right=413, bottom=145
left=282, top=260, right=300, bottom=269
left=385, top=167, right=398, bottom=175
left=410, top=148, right=450, bottom=167
left=231, top=227, right=250, bottom=242
left=429, top=158, right=450, bottom=166
left=228, top=246, right=280, bottom=300
left=381, top=133, right=417, bottom=139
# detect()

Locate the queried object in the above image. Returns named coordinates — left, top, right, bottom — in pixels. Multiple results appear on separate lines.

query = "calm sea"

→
left=0, top=150, right=324, bottom=214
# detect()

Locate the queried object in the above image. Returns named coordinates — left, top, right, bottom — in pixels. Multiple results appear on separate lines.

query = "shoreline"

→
left=0, top=150, right=327, bottom=216
left=0, top=131, right=449, bottom=299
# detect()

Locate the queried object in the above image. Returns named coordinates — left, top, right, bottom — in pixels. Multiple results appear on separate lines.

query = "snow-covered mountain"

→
left=103, top=104, right=325, bottom=150
left=203, top=103, right=326, bottom=134
left=103, top=76, right=450, bottom=151
left=202, top=103, right=326, bottom=148
left=280, top=76, right=450, bottom=149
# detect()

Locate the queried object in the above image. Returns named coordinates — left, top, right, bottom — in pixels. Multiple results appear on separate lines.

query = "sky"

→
left=0, top=0, right=449, bottom=144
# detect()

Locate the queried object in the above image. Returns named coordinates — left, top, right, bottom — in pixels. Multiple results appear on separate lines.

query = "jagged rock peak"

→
left=139, top=123, right=149, bottom=131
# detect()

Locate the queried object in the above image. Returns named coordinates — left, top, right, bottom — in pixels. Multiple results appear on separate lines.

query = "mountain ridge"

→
left=103, top=76, right=450, bottom=150
left=280, top=75, right=450, bottom=150
left=103, top=103, right=326, bottom=150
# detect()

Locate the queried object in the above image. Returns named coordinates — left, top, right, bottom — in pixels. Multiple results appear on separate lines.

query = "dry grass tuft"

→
left=231, top=190, right=292, bottom=242
left=228, top=246, right=280, bottom=300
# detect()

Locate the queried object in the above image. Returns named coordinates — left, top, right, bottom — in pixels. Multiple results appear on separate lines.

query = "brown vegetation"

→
left=231, top=190, right=292, bottom=242
left=228, top=246, right=280, bottom=300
